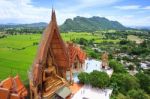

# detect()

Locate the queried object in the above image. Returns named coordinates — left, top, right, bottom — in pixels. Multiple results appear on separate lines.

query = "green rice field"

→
left=0, top=32, right=118, bottom=82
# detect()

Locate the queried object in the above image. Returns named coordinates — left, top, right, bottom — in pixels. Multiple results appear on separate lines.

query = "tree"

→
left=109, top=60, right=126, bottom=73
left=78, top=72, right=90, bottom=84
left=89, top=70, right=109, bottom=88
left=136, top=72, right=150, bottom=94
left=115, top=93, right=127, bottom=99
left=109, top=53, right=113, bottom=60
left=110, top=73, right=139, bottom=94
left=143, top=69, right=150, bottom=75
left=128, top=65, right=135, bottom=71
left=127, top=89, right=150, bottom=99
left=120, top=40, right=129, bottom=45
left=89, top=51, right=98, bottom=59
left=79, top=38, right=88, bottom=46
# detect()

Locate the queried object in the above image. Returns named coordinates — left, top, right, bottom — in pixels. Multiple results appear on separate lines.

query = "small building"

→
left=140, top=62, right=150, bottom=69
left=0, top=75, right=27, bottom=99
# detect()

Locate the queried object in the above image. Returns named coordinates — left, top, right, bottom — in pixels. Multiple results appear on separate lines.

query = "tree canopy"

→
left=78, top=72, right=90, bottom=84
left=78, top=70, right=110, bottom=88
left=136, top=72, right=150, bottom=94
left=110, top=73, right=139, bottom=94
left=109, top=60, right=126, bottom=73
left=89, top=70, right=110, bottom=88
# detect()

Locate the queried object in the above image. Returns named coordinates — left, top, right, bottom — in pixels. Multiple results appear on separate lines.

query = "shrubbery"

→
left=89, top=70, right=109, bottom=88
left=136, top=72, right=150, bottom=94
left=110, top=73, right=140, bottom=94
left=89, top=51, right=99, bottom=59
left=120, top=40, right=129, bottom=45
left=78, top=72, right=89, bottom=84
left=109, top=60, right=126, bottom=73
left=127, top=89, right=150, bottom=99
left=115, top=90, right=150, bottom=99
left=78, top=70, right=110, bottom=88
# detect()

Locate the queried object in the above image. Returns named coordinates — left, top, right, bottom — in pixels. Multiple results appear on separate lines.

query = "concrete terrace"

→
left=73, top=59, right=113, bottom=83
left=72, top=85, right=113, bottom=99
left=69, top=59, right=113, bottom=99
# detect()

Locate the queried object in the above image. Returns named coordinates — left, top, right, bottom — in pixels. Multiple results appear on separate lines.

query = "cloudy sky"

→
left=0, top=0, right=150, bottom=26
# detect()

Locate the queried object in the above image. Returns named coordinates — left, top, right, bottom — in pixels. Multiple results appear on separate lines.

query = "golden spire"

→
left=51, top=8, right=56, bottom=22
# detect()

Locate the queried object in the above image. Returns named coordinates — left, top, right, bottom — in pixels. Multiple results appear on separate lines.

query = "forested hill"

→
left=0, top=16, right=128, bottom=33
left=0, top=22, right=48, bottom=29
left=0, top=22, right=48, bottom=34
left=60, top=16, right=127, bottom=32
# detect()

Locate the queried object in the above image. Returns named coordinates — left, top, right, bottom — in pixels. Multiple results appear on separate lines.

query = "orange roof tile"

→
left=14, top=75, right=28, bottom=97
left=10, top=94, right=20, bottom=99
left=0, top=75, right=27, bottom=99
left=0, top=88, right=10, bottom=99
left=67, top=42, right=86, bottom=66
left=0, top=77, right=13, bottom=90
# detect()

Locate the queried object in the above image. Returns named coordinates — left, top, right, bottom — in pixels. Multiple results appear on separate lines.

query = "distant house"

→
left=92, top=47, right=102, bottom=52
left=140, top=62, right=150, bottom=69
left=0, top=75, right=27, bottom=99
left=118, top=53, right=129, bottom=58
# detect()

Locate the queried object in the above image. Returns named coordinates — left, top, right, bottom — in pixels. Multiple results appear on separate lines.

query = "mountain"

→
left=131, top=26, right=150, bottom=31
left=0, top=22, right=48, bottom=29
left=0, top=17, right=127, bottom=32
left=60, top=16, right=127, bottom=32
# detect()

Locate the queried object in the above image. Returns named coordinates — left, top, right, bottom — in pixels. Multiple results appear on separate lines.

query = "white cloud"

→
left=105, top=15, right=150, bottom=26
left=114, top=5, right=140, bottom=10
left=56, top=0, right=121, bottom=24
left=79, top=0, right=120, bottom=7
left=143, top=6, right=150, bottom=10
left=115, top=5, right=150, bottom=10
left=0, top=0, right=149, bottom=26
left=0, top=0, right=92, bottom=24
left=0, top=0, right=51, bottom=23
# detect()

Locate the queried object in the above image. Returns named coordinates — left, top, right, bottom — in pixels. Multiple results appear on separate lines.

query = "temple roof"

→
left=67, top=42, right=86, bottom=65
left=0, top=75, right=28, bottom=99
left=31, top=9, right=70, bottom=86
left=34, top=9, right=69, bottom=68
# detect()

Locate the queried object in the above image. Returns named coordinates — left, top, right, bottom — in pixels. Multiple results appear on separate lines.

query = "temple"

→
left=67, top=42, right=86, bottom=83
left=67, top=42, right=86, bottom=70
left=0, top=75, right=27, bottom=99
left=101, top=52, right=109, bottom=69
left=29, top=9, right=72, bottom=99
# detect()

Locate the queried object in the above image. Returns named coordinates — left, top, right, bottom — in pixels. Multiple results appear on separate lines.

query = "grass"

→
left=61, top=32, right=103, bottom=41
left=127, top=35, right=144, bottom=44
left=0, top=32, right=119, bottom=82
left=0, top=34, right=40, bottom=81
